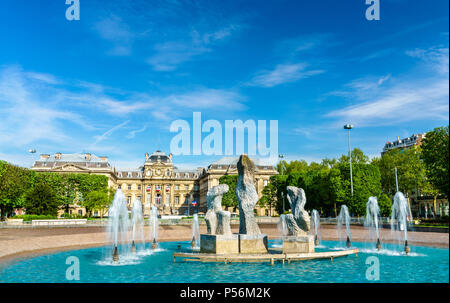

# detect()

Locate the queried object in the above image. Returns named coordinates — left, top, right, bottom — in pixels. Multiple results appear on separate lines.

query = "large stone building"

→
left=382, top=133, right=425, bottom=155
left=31, top=151, right=278, bottom=217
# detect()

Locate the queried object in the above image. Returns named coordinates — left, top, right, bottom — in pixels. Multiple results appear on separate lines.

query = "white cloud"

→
left=0, top=65, right=91, bottom=147
left=147, top=25, right=239, bottom=71
left=93, top=120, right=130, bottom=145
left=406, top=46, right=449, bottom=74
left=326, top=78, right=449, bottom=126
left=248, top=63, right=324, bottom=88
left=94, top=15, right=136, bottom=56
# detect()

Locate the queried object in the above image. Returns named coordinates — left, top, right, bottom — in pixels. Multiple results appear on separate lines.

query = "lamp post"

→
left=343, top=124, right=354, bottom=197
left=279, top=154, right=285, bottom=213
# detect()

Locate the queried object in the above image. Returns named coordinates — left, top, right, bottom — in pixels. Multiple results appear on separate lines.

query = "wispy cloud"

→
left=93, top=120, right=130, bottom=145
left=127, top=124, right=148, bottom=139
left=326, top=78, right=449, bottom=126
left=94, top=15, right=137, bottom=56
left=248, top=63, right=324, bottom=88
left=406, top=46, right=449, bottom=74
left=0, top=65, right=92, bottom=147
left=147, top=25, right=240, bottom=71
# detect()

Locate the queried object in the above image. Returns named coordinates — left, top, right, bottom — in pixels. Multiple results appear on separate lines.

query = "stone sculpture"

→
left=235, top=155, right=261, bottom=235
left=204, top=184, right=232, bottom=236
left=284, top=186, right=310, bottom=236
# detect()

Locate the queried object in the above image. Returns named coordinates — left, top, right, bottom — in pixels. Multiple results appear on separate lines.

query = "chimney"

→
left=85, top=153, right=91, bottom=161
left=169, top=153, right=173, bottom=160
left=397, top=136, right=399, bottom=141
left=99, top=156, right=108, bottom=162
left=40, top=154, right=50, bottom=160
left=55, top=153, right=62, bottom=160
left=145, top=152, right=149, bottom=160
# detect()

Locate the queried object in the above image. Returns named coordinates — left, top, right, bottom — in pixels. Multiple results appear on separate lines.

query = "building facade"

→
left=31, top=151, right=278, bottom=217
left=382, top=133, right=425, bottom=154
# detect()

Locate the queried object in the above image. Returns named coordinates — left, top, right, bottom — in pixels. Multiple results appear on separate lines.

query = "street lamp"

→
left=278, top=154, right=286, bottom=213
left=343, top=124, right=354, bottom=196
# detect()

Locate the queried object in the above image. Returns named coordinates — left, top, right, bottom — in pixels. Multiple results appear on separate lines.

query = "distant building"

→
left=382, top=133, right=426, bottom=155
left=31, top=151, right=278, bottom=217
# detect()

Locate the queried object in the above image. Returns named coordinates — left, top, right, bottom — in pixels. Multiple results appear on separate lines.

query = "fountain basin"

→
left=282, top=235, right=315, bottom=254
left=174, top=248, right=358, bottom=264
left=200, top=234, right=239, bottom=254
left=238, top=234, right=268, bottom=254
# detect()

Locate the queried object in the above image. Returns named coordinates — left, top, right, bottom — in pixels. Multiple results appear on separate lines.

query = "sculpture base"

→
left=282, top=235, right=315, bottom=254
left=200, top=234, right=239, bottom=254
left=238, top=234, right=268, bottom=254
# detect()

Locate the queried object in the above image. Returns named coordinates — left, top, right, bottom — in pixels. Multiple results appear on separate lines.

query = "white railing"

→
left=31, top=219, right=88, bottom=226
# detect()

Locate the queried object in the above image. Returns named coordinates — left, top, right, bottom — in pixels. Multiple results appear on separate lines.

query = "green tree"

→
left=219, top=175, right=238, bottom=211
left=258, top=183, right=277, bottom=216
left=24, top=183, right=59, bottom=216
left=421, top=126, right=449, bottom=197
left=83, top=189, right=113, bottom=218
left=0, top=161, right=34, bottom=220
left=377, top=193, right=392, bottom=217
left=339, top=148, right=370, bottom=164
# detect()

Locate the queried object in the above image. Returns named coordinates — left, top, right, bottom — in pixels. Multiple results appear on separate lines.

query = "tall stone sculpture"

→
left=204, top=184, right=232, bottom=236
left=281, top=186, right=314, bottom=254
left=235, top=154, right=261, bottom=235
left=200, top=184, right=238, bottom=254
left=285, top=186, right=310, bottom=235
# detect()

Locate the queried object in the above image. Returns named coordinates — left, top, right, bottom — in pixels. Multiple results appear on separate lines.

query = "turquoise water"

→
left=0, top=240, right=448, bottom=283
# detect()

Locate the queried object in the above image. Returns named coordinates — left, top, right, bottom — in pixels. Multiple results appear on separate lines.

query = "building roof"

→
left=40, top=153, right=108, bottom=163
left=146, top=150, right=172, bottom=163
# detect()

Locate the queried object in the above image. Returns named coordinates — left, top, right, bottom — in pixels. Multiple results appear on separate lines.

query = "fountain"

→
left=107, top=189, right=131, bottom=262
left=191, top=213, right=200, bottom=249
left=311, top=210, right=321, bottom=246
left=149, top=206, right=159, bottom=250
left=275, top=214, right=288, bottom=247
left=175, top=154, right=358, bottom=264
left=337, top=205, right=351, bottom=248
left=391, top=192, right=410, bottom=254
left=131, top=198, right=145, bottom=253
left=365, top=197, right=381, bottom=250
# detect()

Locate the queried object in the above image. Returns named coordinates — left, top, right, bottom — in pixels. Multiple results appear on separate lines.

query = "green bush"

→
left=14, top=214, right=57, bottom=221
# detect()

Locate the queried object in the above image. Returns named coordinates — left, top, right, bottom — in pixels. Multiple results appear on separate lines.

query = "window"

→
left=218, top=165, right=222, bottom=169
left=138, top=185, right=141, bottom=190
left=94, top=211, right=98, bottom=217
left=263, top=180, right=268, bottom=186
left=185, top=197, right=189, bottom=204
left=78, top=210, right=83, bottom=215
left=128, top=172, right=132, bottom=178
left=137, top=195, right=142, bottom=201
left=127, top=196, right=131, bottom=204
left=166, top=170, right=171, bottom=176
left=176, top=173, right=180, bottom=178
left=185, top=173, right=189, bottom=178
left=165, top=194, right=170, bottom=204
left=175, top=196, right=180, bottom=205
left=146, top=170, right=151, bottom=176
left=176, top=185, right=180, bottom=190
left=128, top=184, right=131, bottom=190
left=118, top=185, right=121, bottom=189
left=185, top=185, right=189, bottom=190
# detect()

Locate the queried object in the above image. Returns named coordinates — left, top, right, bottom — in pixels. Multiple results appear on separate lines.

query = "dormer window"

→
left=218, top=165, right=222, bottom=169
left=118, top=172, right=123, bottom=178
left=128, top=172, right=132, bottom=178
left=146, top=170, right=151, bottom=176
left=185, top=173, right=189, bottom=178
left=176, top=173, right=180, bottom=178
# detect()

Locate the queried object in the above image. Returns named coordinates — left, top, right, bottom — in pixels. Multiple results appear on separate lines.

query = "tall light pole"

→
left=344, top=125, right=354, bottom=197
left=279, top=154, right=285, bottom=213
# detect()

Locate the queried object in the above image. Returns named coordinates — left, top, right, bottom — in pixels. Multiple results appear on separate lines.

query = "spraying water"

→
left=107, top=189, right=131, bottom=262
left=365, top=196, right=381, bottom=250
left=191, top=213, right=200, bottom=250
left=337, top=205, right=351, bottom=248
left=391, top=192, right=410, bottom=254
left=311, top=210, right=321, bottom=246
left=131, top=198, right=145, bottom=252
left=149, top=206, right=159, bottom=249
left=273, top=214, right=287, bottom=248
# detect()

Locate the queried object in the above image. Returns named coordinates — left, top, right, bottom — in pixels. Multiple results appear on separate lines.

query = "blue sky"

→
left=0, top=0, right=448, bottom=170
